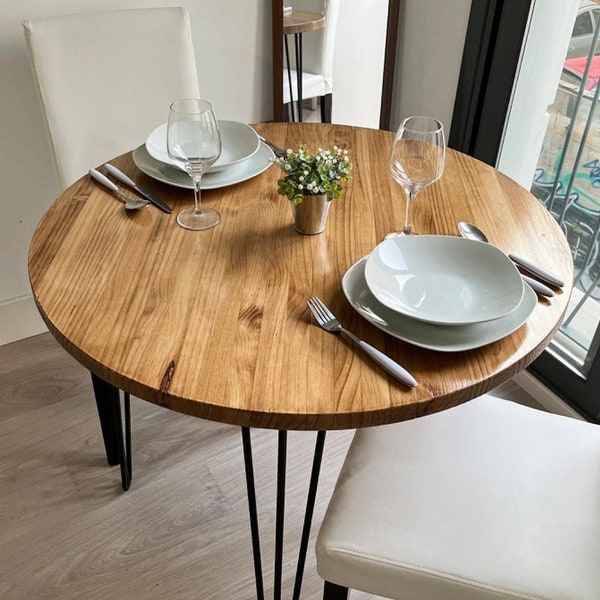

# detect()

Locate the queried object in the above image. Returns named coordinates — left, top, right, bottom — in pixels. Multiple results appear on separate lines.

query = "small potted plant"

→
left=274, top=144, right=352, bottom=234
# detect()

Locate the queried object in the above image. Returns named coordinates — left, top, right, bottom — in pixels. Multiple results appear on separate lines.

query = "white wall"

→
left=0, top=0, right=472, bottom=345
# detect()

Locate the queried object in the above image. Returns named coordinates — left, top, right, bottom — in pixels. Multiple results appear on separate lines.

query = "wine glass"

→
left=167, top=99, right=222, bottom=230
left=389, top=116, right=446, bottom=236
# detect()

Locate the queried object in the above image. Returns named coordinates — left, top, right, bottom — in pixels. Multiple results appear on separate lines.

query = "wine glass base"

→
left=177, top=207, right=221, bottom=230
left=384, top=231, right=419, bottom=239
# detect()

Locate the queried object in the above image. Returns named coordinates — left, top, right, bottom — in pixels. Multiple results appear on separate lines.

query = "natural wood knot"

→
left=239, top=305, right=263, bottom=329
left=160, top=360, right=176, bottom=395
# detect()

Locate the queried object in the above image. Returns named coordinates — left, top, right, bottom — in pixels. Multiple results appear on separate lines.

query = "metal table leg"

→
left=294, top=33, right=304, bottom=122
left=283, top=32, right=305, bottom=122
left=284, top=35, right=296, bottom=122
left=91, top=373, right=132, bottom=491
left=241, top=427, right=327, bottom=599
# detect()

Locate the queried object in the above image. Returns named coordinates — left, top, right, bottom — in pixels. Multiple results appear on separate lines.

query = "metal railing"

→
left=530, top=34, right=600, bottom=364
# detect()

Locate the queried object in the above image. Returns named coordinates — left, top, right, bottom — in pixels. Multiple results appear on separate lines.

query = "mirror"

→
left=272, top=0, right=400, bottom=129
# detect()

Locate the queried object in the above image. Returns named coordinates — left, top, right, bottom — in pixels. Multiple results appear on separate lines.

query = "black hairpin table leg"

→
left=241, top=427, right=327, bottom=600
left=284, top=35, right=296, bottom=122
left=91, top=373, right=132, bottom=491
left=293, top=430, right=326, bottom=600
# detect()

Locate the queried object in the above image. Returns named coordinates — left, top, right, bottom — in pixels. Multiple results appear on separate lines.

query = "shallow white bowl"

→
left=145, top=120, right=260, bottom=173
left=343, top=257, right=536, bottom=352
left=364, top=235, right=524, bottom=326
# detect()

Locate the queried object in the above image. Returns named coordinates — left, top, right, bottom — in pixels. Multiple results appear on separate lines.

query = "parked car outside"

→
left=567, top=0, right=600, bottom=59
left=562, top=55, right=600, bottom=91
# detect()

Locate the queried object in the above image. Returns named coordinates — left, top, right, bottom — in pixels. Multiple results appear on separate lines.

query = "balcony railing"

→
left=530, top=48, right=600, bottom=371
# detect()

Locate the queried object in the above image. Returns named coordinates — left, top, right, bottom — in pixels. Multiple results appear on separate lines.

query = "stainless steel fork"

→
left=258, top=135, right=286, bottom=158
left=307, top=297, right=417, bottom=387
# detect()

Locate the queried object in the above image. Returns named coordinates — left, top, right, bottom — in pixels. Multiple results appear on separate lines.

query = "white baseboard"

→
left=513, top=370, right=584, bottom=420
left=0, top=294, right=47, bottom=346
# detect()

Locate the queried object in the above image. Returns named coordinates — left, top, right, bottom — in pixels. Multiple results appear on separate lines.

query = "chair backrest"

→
left=23, top=7, right=200, bottom=190
left=290, top=0, right=341, bottom=91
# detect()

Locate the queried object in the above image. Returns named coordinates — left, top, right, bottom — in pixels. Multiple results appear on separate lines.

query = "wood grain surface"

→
left=28, top=123, right=573, bottom=430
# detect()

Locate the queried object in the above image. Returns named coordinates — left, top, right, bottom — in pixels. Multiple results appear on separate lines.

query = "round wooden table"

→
left=29, top=122, right=573, bottom=600
left=29, top=122, right=573, bottom=430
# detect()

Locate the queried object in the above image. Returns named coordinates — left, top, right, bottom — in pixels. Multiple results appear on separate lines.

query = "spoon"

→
left=457, top=221, right=556, bottom=298
left=89, top=168, right=150, bottom=211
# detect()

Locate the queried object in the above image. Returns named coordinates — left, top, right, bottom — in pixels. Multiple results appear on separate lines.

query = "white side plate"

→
left=132, top=142, right=274, bottom=190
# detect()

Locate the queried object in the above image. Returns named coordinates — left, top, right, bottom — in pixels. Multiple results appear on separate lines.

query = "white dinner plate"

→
left=364, top=235, right=524, bottom=325
left=146, top=120, right=260, bottom=173
left=343, top=257, right=537, bottom=352
left=132, top=142, right=274, bottom=190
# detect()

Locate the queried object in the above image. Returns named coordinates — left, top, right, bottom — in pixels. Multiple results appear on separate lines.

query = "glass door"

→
left=450, top=0, right=600, bottom=422
left=525, top=2, right=600, bottom=422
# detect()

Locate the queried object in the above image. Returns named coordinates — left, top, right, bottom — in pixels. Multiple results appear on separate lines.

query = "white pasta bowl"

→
left=364, top=235, right=524, bottom=326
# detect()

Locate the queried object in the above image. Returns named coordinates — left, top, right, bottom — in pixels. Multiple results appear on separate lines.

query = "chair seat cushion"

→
left=316, top=395, right=600, bottom=600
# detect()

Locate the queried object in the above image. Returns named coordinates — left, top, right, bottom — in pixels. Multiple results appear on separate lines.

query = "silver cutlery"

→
left=89, top=168, right=149, bottom=211
left=307, top=297, right=418, bottom=387
left=258, top=135, right=286, bottom=158
left=104, top=163, right=173, bottom=213
left=458, top=221, right=559, bottom=297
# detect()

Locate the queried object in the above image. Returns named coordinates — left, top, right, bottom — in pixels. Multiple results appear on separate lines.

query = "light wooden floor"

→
left=0, top=333, right=541, bottom=599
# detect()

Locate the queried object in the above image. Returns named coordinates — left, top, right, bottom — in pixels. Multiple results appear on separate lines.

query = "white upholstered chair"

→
left=22, top=6, right=200, bottom=189
left=283, top=0, right=341, bottom=122
left=316, top=394, right=600, bottom=599
left=22, top=7, right=201, bottom=488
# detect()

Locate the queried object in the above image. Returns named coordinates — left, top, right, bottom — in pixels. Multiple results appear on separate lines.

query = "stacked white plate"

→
left=343, top=235, right=536, bottom=352
left=132, top=120, right=274, bottom=189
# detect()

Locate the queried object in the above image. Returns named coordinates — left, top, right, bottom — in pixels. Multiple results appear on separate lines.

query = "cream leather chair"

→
left=22, top=7, right=201, bottom=488
left=283, top=0, right=341, bottom=122
left=316, top=394, right=600, bottom=599
left=22, top=6, right=200, bottom=189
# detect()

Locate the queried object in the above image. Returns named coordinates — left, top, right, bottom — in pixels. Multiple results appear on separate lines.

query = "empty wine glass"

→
left=389, top=116, right=446, bottom=236
left=167, top=98, right=222, bottom=230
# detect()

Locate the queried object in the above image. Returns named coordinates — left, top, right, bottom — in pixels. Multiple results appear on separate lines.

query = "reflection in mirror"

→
left=282, top=0, right=337, bottom=123
left=272, top=0, right=399, bottom=129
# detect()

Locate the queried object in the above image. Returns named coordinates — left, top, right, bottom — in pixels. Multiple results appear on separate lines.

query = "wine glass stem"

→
left=192, top=175, right=203, bottom=216
left=403, top=190, right=419, bottom=235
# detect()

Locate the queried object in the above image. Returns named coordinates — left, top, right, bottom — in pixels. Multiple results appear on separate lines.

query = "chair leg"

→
left=320, top=94, right=333, bottom=123
left=323, top=581, right=349, bottom=599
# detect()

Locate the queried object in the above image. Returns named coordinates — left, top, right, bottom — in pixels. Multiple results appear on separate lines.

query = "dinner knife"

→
left=104, top=163, right=173, bottom=213
left=520, top=273, right=554, bottom=298
left=508, top=253, right=565, bottom=288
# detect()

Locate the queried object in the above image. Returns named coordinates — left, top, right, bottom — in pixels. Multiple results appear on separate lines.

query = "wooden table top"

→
left=283, top=10, right=326, bottom=35
left=29, top=123, right=573, bottom=431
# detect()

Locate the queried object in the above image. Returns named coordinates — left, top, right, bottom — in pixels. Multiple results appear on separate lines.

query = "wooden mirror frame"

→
left=271, top=0, right=401, bottom=130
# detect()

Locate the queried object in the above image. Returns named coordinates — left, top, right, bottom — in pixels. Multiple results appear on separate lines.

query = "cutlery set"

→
left=91, top=131, right=285, bottom=213
left=104, top=163, right=173, bottom=213
left=457, top=221, right=565, bottom=297
left=89, top=165, right=173, bottom=213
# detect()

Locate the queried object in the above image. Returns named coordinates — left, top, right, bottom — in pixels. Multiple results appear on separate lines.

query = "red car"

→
left=562, top=55, right=600, bottom=91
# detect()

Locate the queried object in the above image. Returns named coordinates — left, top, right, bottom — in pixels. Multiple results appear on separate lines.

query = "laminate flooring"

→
left=0, top=333, right=542, bottom=599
